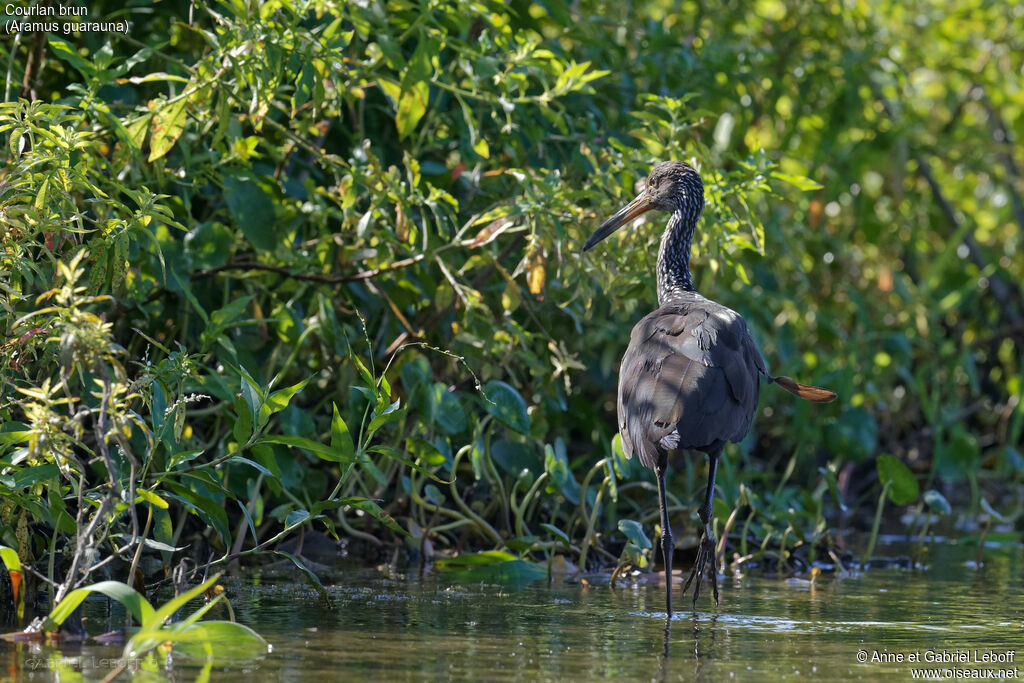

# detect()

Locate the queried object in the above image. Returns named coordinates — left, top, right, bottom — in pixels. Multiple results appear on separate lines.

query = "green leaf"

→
left=330, top=403, right=356, bottom=463
left=770, top=171, right=823, bottom=192
left=152, top=621, right=268, bottom=661
left=337, top=496, right=407, bottom=536
left=877, top=454, right=919, bottom=505
left=367, top=401, right=406, bottom=439
left=434, top=550, right=518, bottom=570
left=617, top=519, right=652, bottom=550
left=436, top=553, right=545, bottom=585
left=540, top=523, right=571, bottom=547
left=0, top=546, right=21, bottom=573
left=45, top=34, right=95, bottom=77
left=259, top=377, right=309, bottom=429
left=0, top=431, right=30, bottom=448
left=258, top=435, right=342, bottom=462
left=544, top=442, right=580, bottom=505
left=428, top=383, right=465, bottom=434
left=223, top=175, right=277, bottom=251
left=228, top=456, right=275, bottom=479
left=482, top=381, right=530, bottom=434
left=164, top=484, right=231, bottom=546
left=43, top=581, right=155, bottom=632
left=275, top=551, right=331, bottom=605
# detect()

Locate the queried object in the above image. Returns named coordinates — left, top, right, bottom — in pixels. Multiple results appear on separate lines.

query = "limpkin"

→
left=583, top=160, right=836, bottom=616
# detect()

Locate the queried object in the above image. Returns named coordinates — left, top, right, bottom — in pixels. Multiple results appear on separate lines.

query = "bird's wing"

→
left=617, top=303, right=764, bottom=467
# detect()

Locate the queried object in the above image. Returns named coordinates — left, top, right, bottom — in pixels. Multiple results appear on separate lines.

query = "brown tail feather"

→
left=773, top=375, right=837, bottom=403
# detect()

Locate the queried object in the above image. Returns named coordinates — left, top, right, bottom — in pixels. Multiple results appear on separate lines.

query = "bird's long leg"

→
left=681, top=450, right=721, bottom=607
left=655, top=452, right=673, bottom=620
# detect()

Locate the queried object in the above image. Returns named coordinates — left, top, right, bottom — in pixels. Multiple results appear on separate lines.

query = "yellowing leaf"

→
left=527, top=253, right=545, bottom=296
left=396, top=82, right=428, bottom=139
left=473, top=137, right=489, bottom=159
left=148, top=97, right=189, bottom=161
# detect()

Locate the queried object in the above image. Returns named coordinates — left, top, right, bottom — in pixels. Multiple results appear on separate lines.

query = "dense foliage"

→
left=1, top=0, right=1022, bottom=617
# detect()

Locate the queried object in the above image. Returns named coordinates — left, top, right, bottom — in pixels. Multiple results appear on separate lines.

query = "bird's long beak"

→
left=582, top=191, right=654, bottom=252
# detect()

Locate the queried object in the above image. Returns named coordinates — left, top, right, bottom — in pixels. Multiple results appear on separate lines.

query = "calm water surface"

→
left=3, top=541, right=1021, bottom=680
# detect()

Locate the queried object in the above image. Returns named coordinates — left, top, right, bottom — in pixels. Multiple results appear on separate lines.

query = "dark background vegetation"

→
left=1, top=0, right=1022, bottom=607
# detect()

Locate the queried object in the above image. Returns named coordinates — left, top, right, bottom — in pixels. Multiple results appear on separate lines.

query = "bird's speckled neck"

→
left=657, top=182, right=704, bottom=305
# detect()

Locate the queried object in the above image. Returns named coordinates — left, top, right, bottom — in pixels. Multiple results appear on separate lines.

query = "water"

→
left=3, top=540, right=1021, bottom=680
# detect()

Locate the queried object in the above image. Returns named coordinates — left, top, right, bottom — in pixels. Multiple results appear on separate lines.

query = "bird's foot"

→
left=681, top=528, right=719, bottom=608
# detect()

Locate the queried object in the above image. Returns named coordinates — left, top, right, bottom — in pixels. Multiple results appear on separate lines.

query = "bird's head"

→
left=582, top=160, right=704, bottom=252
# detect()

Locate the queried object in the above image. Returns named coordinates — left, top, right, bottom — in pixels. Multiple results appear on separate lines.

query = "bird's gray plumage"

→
left=617, top=291, right=767, bottom=469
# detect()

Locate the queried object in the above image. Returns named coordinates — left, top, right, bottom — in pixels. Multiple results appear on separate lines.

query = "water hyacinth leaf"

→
left=877, top=454, right=918, bottom=505
left=617, top=519, right=652, bottom=550
left=923, top=490, right=952, bottom=515
left=43, top=581, right=155, bottom=632
left=482, top=381, right=530, bottom=434
left=429, top=383, right=466, bottom=434
left=424, top=483, right=444, bottom=505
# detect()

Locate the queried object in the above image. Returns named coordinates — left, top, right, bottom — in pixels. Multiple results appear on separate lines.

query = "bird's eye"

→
left=650, top=178, right=659, bottom=189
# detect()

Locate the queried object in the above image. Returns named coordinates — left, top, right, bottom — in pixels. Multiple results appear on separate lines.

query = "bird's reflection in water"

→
left=657, top=611, right=720, bottom=681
